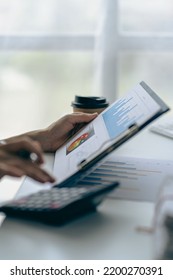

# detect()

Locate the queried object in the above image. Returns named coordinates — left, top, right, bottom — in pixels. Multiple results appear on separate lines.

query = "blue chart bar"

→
left=102, top=96, right=143, bottom=139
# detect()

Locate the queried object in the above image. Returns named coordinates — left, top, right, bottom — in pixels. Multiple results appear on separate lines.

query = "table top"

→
left=0, top=119, right=173, bottom=260
left=0, top=199, right=154, bottom=260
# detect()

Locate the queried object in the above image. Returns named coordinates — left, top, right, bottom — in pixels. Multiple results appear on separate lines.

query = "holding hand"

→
left=24, top=112, right=98, bottom=152
left=1, top=112, right=98, bottom=183
left=44, top=112, right=98, bottom=152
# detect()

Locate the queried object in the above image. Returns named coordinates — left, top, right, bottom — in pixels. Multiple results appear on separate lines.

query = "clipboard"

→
left=53, top=81, right=170, bottom=188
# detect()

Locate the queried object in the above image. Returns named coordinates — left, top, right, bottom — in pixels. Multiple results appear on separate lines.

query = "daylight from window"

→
left=0, top=0, right=173, bottom=139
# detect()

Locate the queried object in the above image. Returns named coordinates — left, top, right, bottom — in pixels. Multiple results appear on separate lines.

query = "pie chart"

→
left=67, top=132, right=89, bottom=153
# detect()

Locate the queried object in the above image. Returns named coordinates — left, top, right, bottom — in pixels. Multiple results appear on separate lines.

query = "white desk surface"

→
left=1, top=116, right=173, bottom=260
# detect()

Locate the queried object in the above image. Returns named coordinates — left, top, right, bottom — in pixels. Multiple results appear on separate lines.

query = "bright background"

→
left=1, top=0, right=173, bottom=138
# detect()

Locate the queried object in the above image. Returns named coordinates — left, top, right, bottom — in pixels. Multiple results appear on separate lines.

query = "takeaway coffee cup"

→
left=71, top=95, right=109, bottom=114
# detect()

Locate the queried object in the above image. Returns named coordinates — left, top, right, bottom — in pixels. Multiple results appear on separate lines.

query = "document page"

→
left=53, top=83, right=160, bottom=183
left=106, top=155, right=173, bottom=202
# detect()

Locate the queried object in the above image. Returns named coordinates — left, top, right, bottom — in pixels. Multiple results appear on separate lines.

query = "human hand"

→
left=0, top=137, right=55, bottom=183
left=42, top=112, right=98, bottom=152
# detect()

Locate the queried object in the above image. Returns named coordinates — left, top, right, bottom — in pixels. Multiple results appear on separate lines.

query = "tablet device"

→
left=53, top=81, right=169, bottom=187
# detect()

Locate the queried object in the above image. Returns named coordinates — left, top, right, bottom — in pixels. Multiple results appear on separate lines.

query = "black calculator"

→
left=0, top=182, right=118, bottom=225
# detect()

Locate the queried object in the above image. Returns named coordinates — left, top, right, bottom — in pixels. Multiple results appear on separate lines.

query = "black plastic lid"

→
left=71, top=95, right=109, bottom=109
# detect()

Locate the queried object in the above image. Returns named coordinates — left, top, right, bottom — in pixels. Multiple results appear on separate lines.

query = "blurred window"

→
left=0, top=0, right=101, bottom=138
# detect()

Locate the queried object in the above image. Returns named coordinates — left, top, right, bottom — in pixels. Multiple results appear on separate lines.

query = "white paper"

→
left=106, top=155, right=173, bottom=202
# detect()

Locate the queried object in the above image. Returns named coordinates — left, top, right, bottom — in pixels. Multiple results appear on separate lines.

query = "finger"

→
left=0, top=163, right=25, bottom=178
left=25, top=166, right=55, bottom=183
left=66, top=113, right=98, bottom=137
left=70, top=112, right=98, bottom=125
left=2, top=137, right=44, bottom=164
left=11, top=160, right=56, bottom=183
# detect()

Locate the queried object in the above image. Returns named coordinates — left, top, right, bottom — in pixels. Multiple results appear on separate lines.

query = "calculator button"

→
left=0, top=182, right=118, bottom=224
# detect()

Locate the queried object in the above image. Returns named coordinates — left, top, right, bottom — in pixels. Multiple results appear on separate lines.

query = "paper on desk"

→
left=106, top=155, right=173, bottom=202
left=0, top=177, right=22, bottom=228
